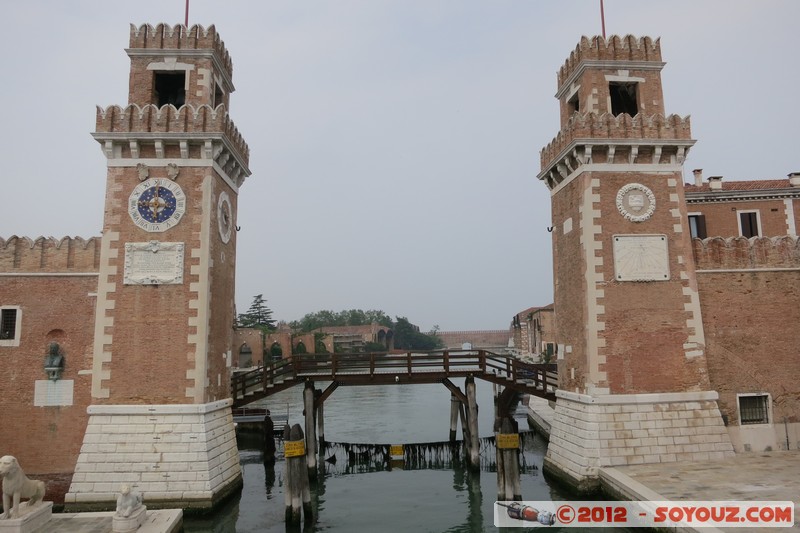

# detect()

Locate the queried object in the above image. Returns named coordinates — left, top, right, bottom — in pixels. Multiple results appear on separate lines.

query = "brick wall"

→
left=435, top=330, right=510, bottom=350
left=694, top=236, right=800, bottom=429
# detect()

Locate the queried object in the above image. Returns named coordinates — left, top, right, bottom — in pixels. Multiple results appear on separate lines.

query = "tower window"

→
left=609, top=82, right=638, bottom=116
left=154, top=72, right=186, bottom=107
left=738, top=211, right=760, bottom=238
left=688, top=214, right=707, bottom=239
left=213, top=83, right=224, bottom=108
left=567, top=93, right=580, bottom=114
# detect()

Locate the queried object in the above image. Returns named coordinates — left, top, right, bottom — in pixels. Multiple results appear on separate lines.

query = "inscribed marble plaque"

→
left=34, top=379, right=74, bottom=406
left=612, top=234, right=670, bottom=281
left=124, top=241, right=184, bottom=285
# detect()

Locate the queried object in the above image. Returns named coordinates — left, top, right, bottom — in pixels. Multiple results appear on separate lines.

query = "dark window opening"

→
left=688, top=214, right=707, bottom=239
left=154, top=72, right=186, bottom=107
left=213, top=84, right=224, bottom=108
left=567, top=93, right=580, bottom=114
left=609, top=82, right=638, bottom=116
left=739, top=211, right=759, bottom=238
left=0, top=309, right=17, bottom=340
left=739, top=395, right=769, bottom=425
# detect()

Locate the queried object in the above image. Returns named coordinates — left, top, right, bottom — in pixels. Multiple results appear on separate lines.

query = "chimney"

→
left=708, top=176, right=723, bottom=190
left=692, top=169, right=703, bottom=187
left=789, top=172, right=800, bottom=188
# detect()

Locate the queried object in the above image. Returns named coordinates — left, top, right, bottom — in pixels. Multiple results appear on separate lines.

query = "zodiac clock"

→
left=128, top=178, right=186, bottom=232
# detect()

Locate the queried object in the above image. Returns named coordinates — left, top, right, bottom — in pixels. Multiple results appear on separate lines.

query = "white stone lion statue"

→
left=0, top=455, right=46, bottom=519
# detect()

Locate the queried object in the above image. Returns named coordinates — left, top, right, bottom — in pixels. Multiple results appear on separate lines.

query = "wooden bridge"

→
left=231, top=350, right=558, bottom=408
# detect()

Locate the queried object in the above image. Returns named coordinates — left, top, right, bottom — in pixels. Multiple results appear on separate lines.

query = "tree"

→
left=238, top=294, right=276, bottom=333
left=290, top=309, right=393, bottom=332
left=393, top=316, right=443, bottom=351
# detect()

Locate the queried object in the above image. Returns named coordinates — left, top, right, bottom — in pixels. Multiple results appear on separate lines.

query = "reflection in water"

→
left=185, top=383, right=587, bottom=532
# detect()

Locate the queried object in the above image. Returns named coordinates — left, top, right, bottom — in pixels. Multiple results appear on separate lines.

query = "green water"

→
left=183, top=381, right=629, bottom=532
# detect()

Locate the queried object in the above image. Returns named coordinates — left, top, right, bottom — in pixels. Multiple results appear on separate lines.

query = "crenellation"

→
left=540, top=113, right=692, bottom=172
left=94, top=103, right=249, bottom=164
left=0, top=235, right=101, bottom=272
left=558, top=35, right=662, bottom=87
left=129, top=24, right=233, bottom=79
left=692, top=235, right=800, bottom=270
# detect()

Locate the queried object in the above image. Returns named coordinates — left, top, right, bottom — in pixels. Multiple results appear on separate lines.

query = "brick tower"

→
left=538, top=36, right=733, bottom=492
left=66, top=24, right=250, bottom=509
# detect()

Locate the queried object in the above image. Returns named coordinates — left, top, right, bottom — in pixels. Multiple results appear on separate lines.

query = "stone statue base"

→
left=112, top=505, right=147, bottom=533
left=0, top=502, right=52, bottom=533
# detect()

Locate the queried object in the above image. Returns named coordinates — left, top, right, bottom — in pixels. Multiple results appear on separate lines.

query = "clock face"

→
left=217, top=191, right=233, bottom=244
left=128, top=178, right=186, bottom=232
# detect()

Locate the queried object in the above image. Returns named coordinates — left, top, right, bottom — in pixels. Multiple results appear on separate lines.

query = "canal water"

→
left=184, top=380, right=629, bottom=532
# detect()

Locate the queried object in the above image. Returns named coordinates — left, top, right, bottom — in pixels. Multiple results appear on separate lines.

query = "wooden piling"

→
left=317, top=401, right=325, bottom=448
left=499, top=417, right=522, bottom=501
left=303, top=381, right=317, bottom=479
left=284, top=424, right=313, bottom=525
left=449, top=393, right=459, bottom=442
left=263, top=412, right=276, bottom=462
left=466, top=376, right=480, bottom=471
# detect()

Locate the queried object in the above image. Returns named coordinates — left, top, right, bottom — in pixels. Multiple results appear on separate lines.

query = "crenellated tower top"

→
left=539, top=35, right=692, bottom=192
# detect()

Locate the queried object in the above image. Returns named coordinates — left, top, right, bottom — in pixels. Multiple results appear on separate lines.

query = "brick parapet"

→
left=540, top=113, right=692, bottom=173
left=557, top=35, right=662, bottom=88
left=129, top=24, right=232, bottom=80
left=0, top=236, right=100, bottom=272
left=692, top=235, right=800, bottom=270
left=95, top=104, right=249, bottom=166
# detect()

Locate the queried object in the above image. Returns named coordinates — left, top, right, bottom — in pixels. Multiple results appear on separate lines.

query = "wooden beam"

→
left=441, top=378, right=468, bottom=404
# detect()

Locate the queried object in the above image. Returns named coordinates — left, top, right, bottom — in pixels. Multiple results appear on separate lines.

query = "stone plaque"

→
left=613, top=234, right=670, bottom=281
left=124, top=241, right=184, bottom=285
left=616, top=183, right=656, bottom=222
left=34, top=379, right=74, bottom=406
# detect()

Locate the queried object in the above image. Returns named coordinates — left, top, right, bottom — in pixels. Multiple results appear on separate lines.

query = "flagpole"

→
left=185, top=0, right=189, bottom=26
left=600, top=0, right=606, bottom=39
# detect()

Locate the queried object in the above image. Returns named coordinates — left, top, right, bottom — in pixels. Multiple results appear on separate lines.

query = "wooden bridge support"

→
left=449, top=393, right=459, bottom=442
left=497, top=417, right=521, bottom=501
left=317, top=398, right=325, bottom=448
left=466, top=376, right=480, bottom=471
left=303, top=381, right=317, bottom=480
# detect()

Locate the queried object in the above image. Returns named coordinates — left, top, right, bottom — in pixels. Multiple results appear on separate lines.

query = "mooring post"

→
left=449, top=393, right=459, bottom=442
left=263, top=410, right=276, bottom=463
left=500, top=417, right=522, bottom=501
left=466, top=375, right=480, bottom=470
left=494, top=397, right=505, bottom=500
left=303, top=381, right=318, bottom=479
left=284, top=424, right=313, bottom=525
left=317, top=401, right=325, bottom=448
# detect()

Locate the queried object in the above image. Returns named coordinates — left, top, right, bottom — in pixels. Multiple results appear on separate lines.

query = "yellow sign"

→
left=285, top=439, right=306, bottom=458
left=497, top=433, right=520, bottom=449
left=390, top=445, right=404, bottom=457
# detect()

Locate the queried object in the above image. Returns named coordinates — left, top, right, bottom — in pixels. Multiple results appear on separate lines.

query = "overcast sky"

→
left=1, top=1, right=798, bottom=331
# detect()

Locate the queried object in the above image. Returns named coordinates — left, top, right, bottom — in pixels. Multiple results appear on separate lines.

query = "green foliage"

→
left=364, top=341, right=388, bottom=352
left=238, top=294, right=276, bottom=333
left=269, top=342, right=283, bottom=360
left=290, top=309, right=393, bottom=332
left=393, top=316, right=444, bottom=351
left=293, top=341, right=308, bottom=355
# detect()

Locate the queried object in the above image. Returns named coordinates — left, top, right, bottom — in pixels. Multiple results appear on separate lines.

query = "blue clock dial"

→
left=137, top=185, right=177, bottom=223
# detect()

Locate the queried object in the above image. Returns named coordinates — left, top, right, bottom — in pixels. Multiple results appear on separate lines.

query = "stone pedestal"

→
left=0, top=502, right=52, bottom=533
left=543, top=390, right=735, bottom=494
left=112, top=505, right=147, bottom=533
left=65, top=399, right=241, bottom=510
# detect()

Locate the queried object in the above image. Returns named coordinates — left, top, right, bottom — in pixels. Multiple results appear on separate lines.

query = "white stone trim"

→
left=105, top=159, right=240, bottom=195
left=91, top=231, right=120, bottom=399
left=186, top=176, right=213, bottom=401
left=549, top=164, right=685, bottom=197
left=581, top=178, right=606, bottom=388
left=87, top=398, right=231, bottom=415
left=555, top=389, right=720, bottom=404
left=784, top=199, right=796, bottom=236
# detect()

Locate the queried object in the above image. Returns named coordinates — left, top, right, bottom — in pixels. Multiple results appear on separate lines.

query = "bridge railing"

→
left=231, top=350, right=558, bottom=402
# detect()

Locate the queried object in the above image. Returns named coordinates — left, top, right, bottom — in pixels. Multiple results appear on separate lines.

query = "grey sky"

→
left=1, top=1, right=798, bottom=331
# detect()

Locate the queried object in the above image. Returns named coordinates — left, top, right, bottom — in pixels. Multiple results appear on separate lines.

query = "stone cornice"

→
left=126, top=48, right=235, bottom=93
left=537, top=137, right=695, bottom=192
left=92, top=131, right=251, bottom=189
left=686, top=188, right=800, bottom=203
left=556, top=59, right=666, bottom=98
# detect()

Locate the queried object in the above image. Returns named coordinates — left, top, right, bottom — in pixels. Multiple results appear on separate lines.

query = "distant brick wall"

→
left=436, top=330, right=510, bottom=350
